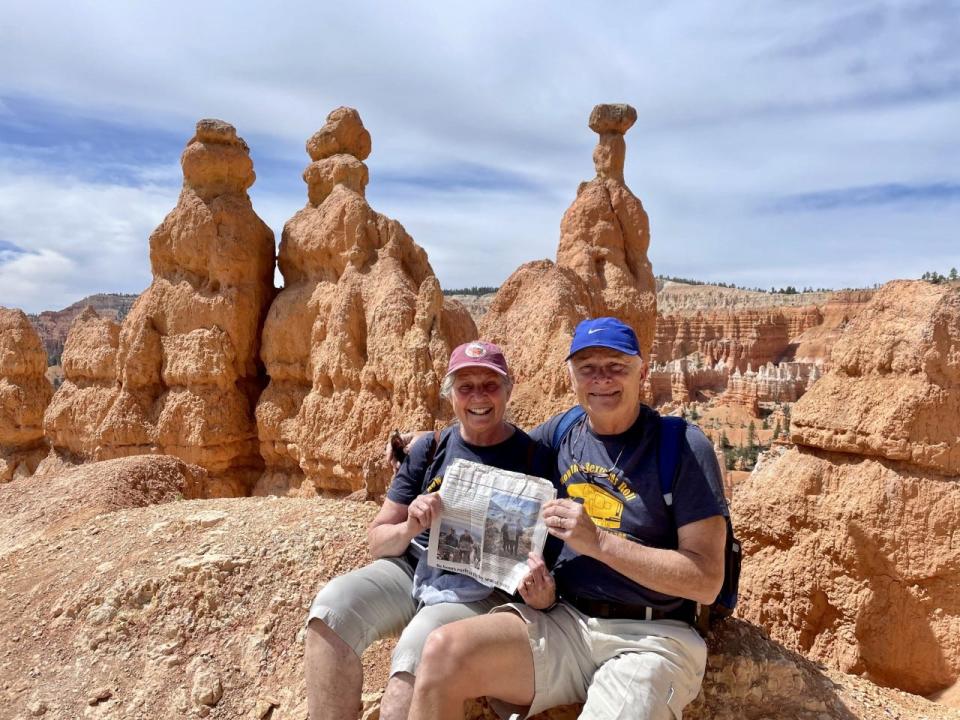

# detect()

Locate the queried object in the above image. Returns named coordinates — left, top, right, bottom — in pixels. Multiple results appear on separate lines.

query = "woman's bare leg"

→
left=305, top=619, right=362, bottom=720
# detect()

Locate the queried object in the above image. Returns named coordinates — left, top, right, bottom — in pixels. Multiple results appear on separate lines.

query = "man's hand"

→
left=543, top=498, right=603, bottom=557
left=383, top=430, right=433, bottom=473
left=405, top=492, right=442, bottom=536
left=517, top=553, right=556, bottom=610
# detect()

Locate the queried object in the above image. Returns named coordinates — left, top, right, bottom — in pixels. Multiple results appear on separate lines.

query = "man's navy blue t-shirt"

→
left=530, top=405, right=726, bottom=610
left=386, top=424, right=556, bottom=553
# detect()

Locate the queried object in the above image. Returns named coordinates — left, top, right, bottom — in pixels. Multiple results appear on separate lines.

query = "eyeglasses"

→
left=454, top=381, right=503, bottom=397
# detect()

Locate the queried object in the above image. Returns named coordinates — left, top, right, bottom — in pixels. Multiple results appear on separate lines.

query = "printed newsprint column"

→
left=427, top=458, right=556, bottom=594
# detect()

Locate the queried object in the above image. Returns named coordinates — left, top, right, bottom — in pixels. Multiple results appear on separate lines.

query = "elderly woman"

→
left=304, top=341, right=557, bottom=720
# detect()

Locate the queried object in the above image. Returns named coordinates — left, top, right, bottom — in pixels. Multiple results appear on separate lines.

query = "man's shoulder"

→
left=680, top=421, right=716, bottom=461
left=531, top=407, right=585, bottom=446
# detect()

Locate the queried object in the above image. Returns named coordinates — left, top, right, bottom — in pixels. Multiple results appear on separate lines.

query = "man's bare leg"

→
left=380, top=672, right=415, bottom=720
left=409, top=612, right=535, bottom=720
left=305, top=618, right=362, bottom=720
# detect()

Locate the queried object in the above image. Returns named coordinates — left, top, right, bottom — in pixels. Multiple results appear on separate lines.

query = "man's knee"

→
left=417, top=626, right=468, bottom=692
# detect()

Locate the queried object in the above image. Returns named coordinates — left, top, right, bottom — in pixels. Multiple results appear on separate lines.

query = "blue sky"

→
left=1, top=1, right=958, bottom=313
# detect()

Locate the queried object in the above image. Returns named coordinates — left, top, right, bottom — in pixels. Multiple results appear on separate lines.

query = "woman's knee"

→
left=305, top=618, right=355, bottom=659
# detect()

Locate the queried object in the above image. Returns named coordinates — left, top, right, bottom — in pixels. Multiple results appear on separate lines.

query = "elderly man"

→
left=409, top=317, right=728, bottom=720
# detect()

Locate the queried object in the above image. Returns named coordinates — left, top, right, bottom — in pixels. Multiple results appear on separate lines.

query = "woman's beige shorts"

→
left=307, top=557, right=508, bottom=677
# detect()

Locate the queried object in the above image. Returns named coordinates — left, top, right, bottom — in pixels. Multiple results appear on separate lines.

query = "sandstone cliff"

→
left=0, top=307, right=52, bottom=482
left=42, top=120, right=276, bottom=497
left=256, top=107, right=476, bottom=497
left=656, top=281, right=834, bottom=314
left=481, top=104, right=656, bottom=426
left=734, top=280, right=960, bottom=697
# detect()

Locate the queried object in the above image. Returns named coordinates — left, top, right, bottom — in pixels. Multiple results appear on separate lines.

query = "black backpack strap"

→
left=426, top=429, right=441, bottom=465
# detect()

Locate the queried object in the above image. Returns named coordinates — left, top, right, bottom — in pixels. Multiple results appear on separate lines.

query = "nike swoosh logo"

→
left=587, top=328, right=603, bottom=334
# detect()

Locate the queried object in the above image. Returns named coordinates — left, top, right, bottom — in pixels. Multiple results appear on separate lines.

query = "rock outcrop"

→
left=481, top=104, right=657, bottom=426
left=0, top=307, right=52, bottom=481
left=43, top=307, right=120, bottom=462
left=734, top=280, right=960, bottom=697
left=0, top=454, right=206, bottom=557
left=256, top=107, right=475, bottom=497
left=42, top=120, right=276, bottom=497
left=790, top=290, right=875, bottom=366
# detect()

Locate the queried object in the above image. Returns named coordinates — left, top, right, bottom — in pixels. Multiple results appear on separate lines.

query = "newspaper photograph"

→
left=427, top=458, right=556, bottom=594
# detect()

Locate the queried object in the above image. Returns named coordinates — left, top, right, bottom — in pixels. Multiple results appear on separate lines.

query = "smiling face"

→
left=448, top=367, right=512, bottom=445
left=568, top=347, right=647, bottom=434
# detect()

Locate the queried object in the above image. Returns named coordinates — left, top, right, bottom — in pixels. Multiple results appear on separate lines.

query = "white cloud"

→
left=0, top=165, right=173, bottom=312
left=0, top=0, right=957, bottom=311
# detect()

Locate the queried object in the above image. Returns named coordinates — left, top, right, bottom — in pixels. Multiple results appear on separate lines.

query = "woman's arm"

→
left=367, top=494, right=442, bottom=558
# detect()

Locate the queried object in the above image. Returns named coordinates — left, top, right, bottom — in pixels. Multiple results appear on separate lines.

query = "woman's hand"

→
left=517, top=553, right=556, bottom=609
left=543, top=499, right=603, bottom=558
left=405, top=492, right=442, bottom=536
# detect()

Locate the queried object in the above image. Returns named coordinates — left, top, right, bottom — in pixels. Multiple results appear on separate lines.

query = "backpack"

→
left=551, top=406, right=742, bottom=633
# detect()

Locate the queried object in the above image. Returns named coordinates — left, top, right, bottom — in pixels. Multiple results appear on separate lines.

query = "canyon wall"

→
left=651, top=307, right=823, bottom=371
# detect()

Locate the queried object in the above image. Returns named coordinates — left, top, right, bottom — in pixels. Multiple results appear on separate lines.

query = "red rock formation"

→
left=718, top=367, right=761, bottom=416
left=256, top=107, right=476, bottom=497
left=734, top=280, right=960, bottom=697
left=0, top=308, right=52, bottom=481
left=44, top=307, right=120, bottom=462
left=481, top=104, right=657, bottom=426
left=43, top=120, right=276, bottom=497
left=648, top=354, right=728, bottom=406
left=555, top=104, right=657, bottom=359
left=789, top=290, right=875, bottom=366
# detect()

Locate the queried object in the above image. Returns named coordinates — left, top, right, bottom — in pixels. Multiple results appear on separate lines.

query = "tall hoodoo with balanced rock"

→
left=480, top=103, right=657, bottom=427
left=255, top=107, right=475, bottom=497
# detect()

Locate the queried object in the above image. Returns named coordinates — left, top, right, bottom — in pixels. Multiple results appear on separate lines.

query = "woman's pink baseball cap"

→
left=445, top=341, right=510, bottom=379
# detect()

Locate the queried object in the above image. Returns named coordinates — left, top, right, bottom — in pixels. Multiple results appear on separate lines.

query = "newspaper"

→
left=427, top=458, right=556, bottom=594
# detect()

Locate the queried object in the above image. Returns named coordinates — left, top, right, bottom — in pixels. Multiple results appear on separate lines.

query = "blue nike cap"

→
left=567, top=317, right=641, bottom=360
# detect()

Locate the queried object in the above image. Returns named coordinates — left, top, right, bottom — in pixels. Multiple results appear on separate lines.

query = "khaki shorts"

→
left=307, top=557, right=508, bottom=677
left=489, top=602, right=707, bottom=720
